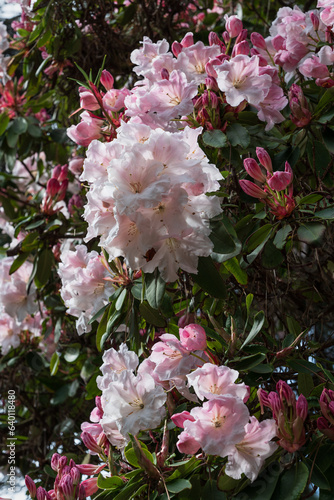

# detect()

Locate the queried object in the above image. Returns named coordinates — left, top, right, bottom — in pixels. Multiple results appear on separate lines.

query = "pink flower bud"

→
left=277, top=380, right=295, bottom=406
left=25, top=475, right=36, bottom=498
left=310, top=11, right=319, bottom=31
left=239, top=179, right=267, bottom=199
left=256, top=147, right=272, bottom=173
left=243, top=158, right=266, bottom=183
left=257, top=388, right=270, bottom=414
left=52, top=165, right=62, bottom=179
left=78, top=484, right=86, bottom=500
left=172, top=41, right=182, bottom=57
left=161, top=68, right=169, bottom=80
left=47, top=178, right=60, bottom=198
left=58, top=165, right=68, bottom=183
left=70, top=467, right=80, bottom=485
left=36, top=487, right=48, bottom=500
left=81, top=478, right=99, bottom=497
left=100, top=70, right=114, bottom=91
left=205, top=76, right=219, bottom=92
left=181, top=32, right=194, bottom=47
left=224, top=15, right=243, bottom=38
left=81, top=431, right=103, bottom=454
left=179, top=323, right=207, bottom=351
left=222, top=31, right=230, bottom=44
left=251, top=32, right=267, bottom=50
left=296, top=394, right=308, bottom=421
left=317, top=417, right=334, bottom=440
left=59, top=455, right=68, bottom=471
left=75, top=463, right=107, bottom=475
left=208, top=32, right=221, bottom=46
left=232, top=40, right=249, bottom=56
left=235, top=29, right=248, bottom=44
left=171, top=411, right=195, bottom=428
left=59, top=474, right=74, bottom=500
left=51, top=453, right=60, bottom=471
left=267, top=171, right=292, bottom=191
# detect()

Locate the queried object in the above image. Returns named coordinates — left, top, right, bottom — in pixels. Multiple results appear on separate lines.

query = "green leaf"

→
left=287, top=359, right=321, bottom=375
left=241, top=311, right=265, bottom=349
left=6, top=128, right=19, bottom=148
left=271, top=461, right=309, bottom=500
left=202, top=130, right=227, bottom=148
left=9, top=252, right=30, bottom=275
left=0, top=113, right=10, bottom=135
left=64, top=344, right=80, bottom=363
left=97, top=474, right=124, bottom=490
left=115, top=288, right=127, bottom=311
left=226, top=123, right=250, bottom=148
left=167, top=479, right=192, bottom=494
left=96, top=304, right=112, bottom=351
left=286, top=316, right=301, bottom=336
left=50, top=352, right=60, bottom=376
left=313, top=207, right=334, bottom=219
left=323, top=127, right=334, bottom=153
left=191, top=257, right=227, bottom=299
left=246, top=294, right=253, bottom=315
left=313, top=87, right=334, bottom=117
left=261, top=240, right=284, bottom=269
left=246, top=224, right=273, bottom=252
left=49, top=128, right=68, bottom=144
left=298, top=194, right=323, bottom=206
left=233, top=464, right=281, bottom=499
left=210, top=216, right=242, bottom=263
left=273, top=145, right=300, bottom=170
left=202, top=480, right=227, bottom=499
left=145, top=270, right=166, bottom=309
left=297, top=223, right=326, bottom=244
left=139, top=302, right=165, bottom=327
left=298, top=373, right=314, bottom=398
left=235, top=352, right=266, bottom=371
left=306, top=140, right=331, bottom=177
left=223, top=257, right=248, bottom=285
left=273, top=225, right=292, bottom=250
left=28, top=124, right=42, bottom=138
left=34, top=249, right=54, bottom=288
left=11, top=117, right=28, bottom=134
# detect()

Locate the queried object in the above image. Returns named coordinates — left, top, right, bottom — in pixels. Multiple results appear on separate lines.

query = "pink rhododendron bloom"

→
left=176, top=431, right=201, bottom=455
left=187, top=363, right=249, bottom=402
left=101, top=370, right=166, bottom=438
left=181, top=396, right=250, bottom=456
left=267, top=170, right=292, bottom=191
left=0, top=313, right=21, bottom=355
left=179, top=323, right=207, bottom=351
left=97, top=343, right=139, bottom=390
left=67, top=111, right=103, bottom=146
left=103, top=87, right=130, bottom=112
left=0, top=257, right=37, bottom=322
left=215, top=55, right=272, bottom=107
left=175, top=40, right=221, bottom=84
left=79, top=86, right=100, bottom=111
left=224, top=416, right=278, bottom=482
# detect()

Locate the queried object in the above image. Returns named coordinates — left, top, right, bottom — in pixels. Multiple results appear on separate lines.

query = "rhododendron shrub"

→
left=0, top=0, right=334, bottom=499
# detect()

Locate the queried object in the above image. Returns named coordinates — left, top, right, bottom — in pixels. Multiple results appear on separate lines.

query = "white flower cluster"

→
left=81, top=122, right=222, bottom=282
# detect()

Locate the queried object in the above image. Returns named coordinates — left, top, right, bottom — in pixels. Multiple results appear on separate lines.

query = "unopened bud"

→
left=25, top=475, right=36, bottom=498
left=172, top=41, right=182, bottom=57
left=256, top=147, right=272, bottom=173
left=310, top=12, right=319, bottom=31
left=181, top=32, right=194, bottom=47
left=208, top=32, right=221, bottom=46
left=58, top=165, right=68, bottom=182
left=100, top=70, right=114, bottom=91
left=70, top=467, right=80, bottom=486
left=235, top=28, right=248, bottom=44
left=239, top=179, right=267, bottom=199
left=225, top=15, right=243, bottom=38
left=161, top=68, right=169, bottom=80
left=232, top=40, right=249, bottom=57
left=244, top=158, right=266, bottom=183
left=296, top=394, right=308, bottom=421
left=81, top=431, right=103, bottom=454
left=251, top=32, right=267, bottom=50
left=205, top=76, right=219, bottom=92
left=47, top=178, right=60, bottom=198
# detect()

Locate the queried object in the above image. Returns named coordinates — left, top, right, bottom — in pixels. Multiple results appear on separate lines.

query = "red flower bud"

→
left=100, top=70, right=114, bottom=91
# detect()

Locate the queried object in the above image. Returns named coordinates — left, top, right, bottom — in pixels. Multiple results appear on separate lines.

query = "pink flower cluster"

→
left=172, top=362, right=277, bottom=482
left=80, top=122, right=222, bottom=282
left=239, top=148, right=295, bottom=219
left=0, top=257, right=40, bottom=354
left=258, top=380, right=308, bottom=452
left=25, top=453, right=104, bottom=500
left=318, top=388, right=334, bottom=440
left=250, top=4, right=334, bottom=88
left=58, top=244, right=115, bottom=335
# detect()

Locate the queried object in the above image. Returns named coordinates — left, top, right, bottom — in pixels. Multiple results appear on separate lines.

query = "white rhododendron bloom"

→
left=225, top=416, right=278, bottom=482
left=82, top=123, right=222, bottom=281
left=58, top=244, right=115, bottom=335
left=101, top=370, right=166, bottom=438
